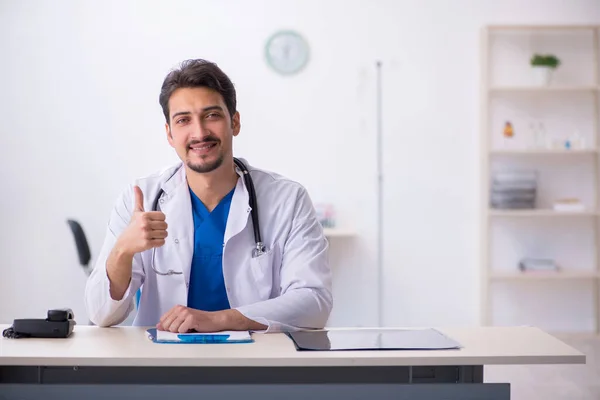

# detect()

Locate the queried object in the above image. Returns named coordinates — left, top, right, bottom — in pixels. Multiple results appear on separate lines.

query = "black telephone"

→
left=2, top=308, right=76, bottom=339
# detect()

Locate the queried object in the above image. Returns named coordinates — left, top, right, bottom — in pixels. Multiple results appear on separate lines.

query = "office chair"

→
left=66, top=219, right=92, bottom=276
left=66, top=219, right=142, bottom=310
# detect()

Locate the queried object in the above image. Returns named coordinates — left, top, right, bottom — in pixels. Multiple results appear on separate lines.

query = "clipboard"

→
left=146, top=328, right=254, bottom=344
left=286, top=328, right=462, bottom=351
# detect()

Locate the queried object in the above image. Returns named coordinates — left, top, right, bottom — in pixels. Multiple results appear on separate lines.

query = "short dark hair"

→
left=158, top=59, right=237, bottom=124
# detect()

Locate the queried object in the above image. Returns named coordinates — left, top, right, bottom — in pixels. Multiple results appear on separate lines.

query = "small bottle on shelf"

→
left=503, top=121, right=514, bottom=149
left=536, top=122, right=550, bottom=149
left=570, top=129, right=585, bottom=150
left=528, top=121, right=538, bottom=149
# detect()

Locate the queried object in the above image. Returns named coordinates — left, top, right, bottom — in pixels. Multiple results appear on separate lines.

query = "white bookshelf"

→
left=480, top=25, right=600, bottom=335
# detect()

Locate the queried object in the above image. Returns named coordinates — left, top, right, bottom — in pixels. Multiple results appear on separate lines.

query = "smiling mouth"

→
left=187, top=140, right=220, bottom=156
left=189, top=142, right=217, bottom=150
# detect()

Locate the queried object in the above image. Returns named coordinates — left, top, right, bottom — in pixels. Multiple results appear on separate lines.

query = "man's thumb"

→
left=133, top=185, right=145, bottom=212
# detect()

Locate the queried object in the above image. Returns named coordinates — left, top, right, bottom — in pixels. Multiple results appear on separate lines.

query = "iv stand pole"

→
left=376, top=61, right=383, bottom=327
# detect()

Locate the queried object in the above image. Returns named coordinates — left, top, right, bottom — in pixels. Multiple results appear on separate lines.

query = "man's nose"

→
left=190, top=118, right=211, bottom=139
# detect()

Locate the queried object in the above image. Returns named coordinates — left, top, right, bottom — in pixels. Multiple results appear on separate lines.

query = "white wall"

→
left=0, top=0, right=598, bottom=328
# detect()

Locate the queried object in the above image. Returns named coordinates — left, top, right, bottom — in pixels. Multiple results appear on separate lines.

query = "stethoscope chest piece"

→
left=252, top=242, right=267, bottom=258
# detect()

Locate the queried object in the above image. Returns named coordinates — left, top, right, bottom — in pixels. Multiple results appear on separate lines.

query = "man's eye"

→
left=176, top=118, right=188, bottom=124
left=207, top=113, right=220, bottom=119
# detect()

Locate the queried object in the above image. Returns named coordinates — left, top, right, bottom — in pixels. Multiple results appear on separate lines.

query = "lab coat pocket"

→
left=249, top=244, right=277, bottom=300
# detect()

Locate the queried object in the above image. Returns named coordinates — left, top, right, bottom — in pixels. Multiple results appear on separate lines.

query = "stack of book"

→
left=553, top=198, right=585, bottom=212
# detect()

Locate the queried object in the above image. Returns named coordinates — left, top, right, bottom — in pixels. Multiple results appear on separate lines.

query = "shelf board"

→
left=487, top=25, right=599, bottom=31
left=490, top=148, right=598, bottom=155
left=323, top=228, right=355, bottom=237
left=489, top=85, right=598, bottom=92
left=489, top=209, right=598, bottom=217
left=490, top=270, right=600, bottom=280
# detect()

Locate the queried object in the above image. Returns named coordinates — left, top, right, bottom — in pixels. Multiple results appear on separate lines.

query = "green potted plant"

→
left=530, top=54, right=561, bottom=85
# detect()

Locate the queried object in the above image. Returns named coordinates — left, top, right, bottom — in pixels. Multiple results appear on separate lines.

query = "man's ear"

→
left=165, top=122, right=174, bottom=147
left=232, top=112, right=241, bottom=137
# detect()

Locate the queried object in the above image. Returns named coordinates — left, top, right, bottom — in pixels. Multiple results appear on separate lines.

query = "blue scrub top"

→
left=187, top=186, right=234, bottom=312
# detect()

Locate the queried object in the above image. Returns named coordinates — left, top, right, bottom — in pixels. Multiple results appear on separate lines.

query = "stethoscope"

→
left=149, top=157, right=266, bottom=276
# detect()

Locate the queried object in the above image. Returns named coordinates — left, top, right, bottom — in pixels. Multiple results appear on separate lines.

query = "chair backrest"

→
left=66, top=219, right=91, bottom=268
left=66, top=219, right=142, bottom=313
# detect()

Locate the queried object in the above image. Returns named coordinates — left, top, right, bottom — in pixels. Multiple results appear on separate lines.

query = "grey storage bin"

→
left=490, top=170, right=538, bottom=209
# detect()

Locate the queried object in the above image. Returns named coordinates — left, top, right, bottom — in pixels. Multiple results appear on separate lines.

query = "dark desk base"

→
left=0, top=365, right=510, bottom=399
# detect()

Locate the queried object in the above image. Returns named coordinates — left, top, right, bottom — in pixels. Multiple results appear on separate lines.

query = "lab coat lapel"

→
left=224, top=166, right=251, bottom=244
left=159, top=166, right=193, bottom=287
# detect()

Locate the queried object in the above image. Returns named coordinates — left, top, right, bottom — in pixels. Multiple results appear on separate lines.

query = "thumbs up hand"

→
left=133, top=185, right=146, bottom=212
left=117, top=185, right=168, bottom=256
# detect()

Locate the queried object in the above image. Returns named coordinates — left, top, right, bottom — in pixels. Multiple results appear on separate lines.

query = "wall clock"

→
left=265, top=30, right=310, bottom=75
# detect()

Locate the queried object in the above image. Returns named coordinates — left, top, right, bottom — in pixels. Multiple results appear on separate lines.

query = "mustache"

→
left=187, top=138, right=220, bottom=149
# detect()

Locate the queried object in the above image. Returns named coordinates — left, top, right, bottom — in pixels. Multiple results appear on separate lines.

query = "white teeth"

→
left=192, top=144, right=214, bottom=150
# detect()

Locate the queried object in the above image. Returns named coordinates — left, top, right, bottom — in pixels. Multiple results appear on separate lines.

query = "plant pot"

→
left=531, top=66, right=553, bottom=86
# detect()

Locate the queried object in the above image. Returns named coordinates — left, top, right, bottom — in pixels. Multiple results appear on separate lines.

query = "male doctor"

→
left=84, top=59, right=333, bottom=333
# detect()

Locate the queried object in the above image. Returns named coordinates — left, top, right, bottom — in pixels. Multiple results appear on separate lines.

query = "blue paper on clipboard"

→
left=146, top=328, right=253, bottom=344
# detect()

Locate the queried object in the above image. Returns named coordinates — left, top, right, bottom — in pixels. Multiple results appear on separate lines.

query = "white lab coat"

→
left=84, top=158, right=333, bottom=332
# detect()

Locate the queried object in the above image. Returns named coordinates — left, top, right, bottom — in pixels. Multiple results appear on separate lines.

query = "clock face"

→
left=265, top=30, right=310, bottom=75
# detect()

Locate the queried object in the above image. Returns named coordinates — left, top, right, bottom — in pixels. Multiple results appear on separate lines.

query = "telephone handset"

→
left=2, top=308, right=76, bottom=339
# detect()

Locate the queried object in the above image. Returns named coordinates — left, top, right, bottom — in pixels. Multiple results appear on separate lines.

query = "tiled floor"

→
left=485, top=335, right=600, bottom=399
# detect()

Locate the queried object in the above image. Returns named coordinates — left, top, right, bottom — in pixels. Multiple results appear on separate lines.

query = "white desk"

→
left=0, top=325, right=585, bottom=400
